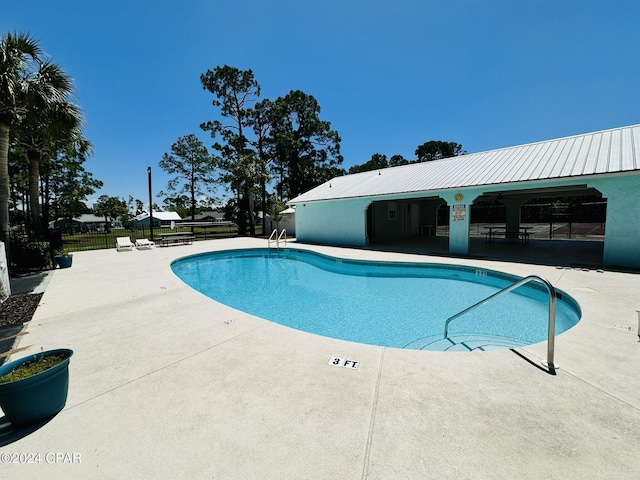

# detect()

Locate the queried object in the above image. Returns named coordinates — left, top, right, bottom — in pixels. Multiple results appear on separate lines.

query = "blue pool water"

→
left=171, top=248, right=581, bottom=351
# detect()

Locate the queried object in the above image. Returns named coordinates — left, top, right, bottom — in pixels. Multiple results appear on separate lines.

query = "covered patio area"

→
left=290, top=124, right=640, bottom=269
left=366, top=226, right=607, bottom=270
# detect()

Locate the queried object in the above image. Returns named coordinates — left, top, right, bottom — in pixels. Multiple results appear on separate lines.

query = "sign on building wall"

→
left=388, top=202, right=397, bottom=220
left=453, top=205, right=466, bottom=221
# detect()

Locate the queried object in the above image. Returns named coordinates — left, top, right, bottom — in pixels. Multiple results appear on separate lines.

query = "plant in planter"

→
left=0, top=348, right=73, bottom=427
left=54, top=249, right=73, bottom=268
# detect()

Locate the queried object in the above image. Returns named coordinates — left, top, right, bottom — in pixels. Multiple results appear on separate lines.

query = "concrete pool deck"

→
left=1, top=237, right=639, bottom=479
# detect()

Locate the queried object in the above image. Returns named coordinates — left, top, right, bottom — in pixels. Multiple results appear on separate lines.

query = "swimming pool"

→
left=171, top=248, right=581, bottom=351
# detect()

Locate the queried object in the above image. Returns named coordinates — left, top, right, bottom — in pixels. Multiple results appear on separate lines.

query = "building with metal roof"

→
left=134, top=211, right=182, bottom=229
left=288, top=124, right=640, bottom=268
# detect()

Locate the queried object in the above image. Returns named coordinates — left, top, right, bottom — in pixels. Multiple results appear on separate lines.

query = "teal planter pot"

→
left=0, top=349, right=73, bottom=427
left=55, top=255, right=72, bottom=268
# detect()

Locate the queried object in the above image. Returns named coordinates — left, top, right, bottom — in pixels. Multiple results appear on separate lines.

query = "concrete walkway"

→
left=1, top=238, right=639, bottom=479
left=9, top=271, right=53, bottom=295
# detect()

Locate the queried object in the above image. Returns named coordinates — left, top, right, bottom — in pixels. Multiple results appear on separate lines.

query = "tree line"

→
left=2, top=30, right=468, bottom=260
left=160, top=66, right=344, bottom=236
left=160, top=65, right=466, bottom=235
left=347, top=141, right=466, bottom=174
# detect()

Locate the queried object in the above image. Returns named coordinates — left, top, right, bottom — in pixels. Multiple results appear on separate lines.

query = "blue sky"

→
left=4, top=0, right=640, bottom=208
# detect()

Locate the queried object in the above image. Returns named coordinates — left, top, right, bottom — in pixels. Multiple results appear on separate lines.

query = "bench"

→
left=485, top=227, right=530, bottom=245
left=158, top=234, right=195, bottom=247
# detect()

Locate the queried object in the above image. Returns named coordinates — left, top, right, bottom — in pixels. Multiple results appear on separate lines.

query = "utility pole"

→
left=147, top=167, right=154, bottom=241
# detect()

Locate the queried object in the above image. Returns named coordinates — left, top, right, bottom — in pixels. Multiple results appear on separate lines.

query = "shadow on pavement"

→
left=0, top=414, right=57, bottom=447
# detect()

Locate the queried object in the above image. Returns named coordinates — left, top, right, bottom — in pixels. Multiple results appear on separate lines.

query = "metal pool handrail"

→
left=278, top=228, right=287, bottom=246
left=443, top=275, right=557, bottom=371
left=268, top=229, right=278, bottom=248
left=268, top=229, right=287, bottom=249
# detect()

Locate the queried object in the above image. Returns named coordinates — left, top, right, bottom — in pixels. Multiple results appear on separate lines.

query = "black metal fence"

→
left=8, top=223, right=257, bottom=274
left=60, top=224, right=248, bottom=253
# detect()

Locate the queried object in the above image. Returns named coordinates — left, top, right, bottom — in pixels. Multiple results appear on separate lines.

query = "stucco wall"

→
left=292, top=174, right=640, bottom=268
left=295, top=198, right=370, bottom=246
left=590, top=175, right=640, bottom=267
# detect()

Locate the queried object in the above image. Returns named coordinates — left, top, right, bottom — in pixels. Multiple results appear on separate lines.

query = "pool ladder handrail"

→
left=268, top=229, right=287, bottom=249
left=443, top=275, right=557, bottom=372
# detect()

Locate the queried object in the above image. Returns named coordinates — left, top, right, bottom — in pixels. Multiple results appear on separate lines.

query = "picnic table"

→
left=419, top=224, right=435, bottom=236
left=157, top=232, right=195, bottom=247
left=174, top=221, right=237, bottom=239
left=484, top=226, right=532, bottom=244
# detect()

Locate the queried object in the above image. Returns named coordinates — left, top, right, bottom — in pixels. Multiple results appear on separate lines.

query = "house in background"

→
left=279, top=207, right=296, bottom=236
left=191, top=211, right=227, bottom=222
left=51, top=214, right=123, bottom=232
left=258, top=208, right=295, bottom=236
left=133, top=211, right=182, bottom=229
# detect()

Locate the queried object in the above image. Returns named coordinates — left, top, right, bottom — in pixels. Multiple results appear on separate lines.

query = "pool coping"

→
left=172, top=246, right=582, bottom=353
left=2, top=237, right=639, bottom=479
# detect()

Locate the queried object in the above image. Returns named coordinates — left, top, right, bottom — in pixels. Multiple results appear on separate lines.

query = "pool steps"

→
left=404, top=334, right=521, bottom=352
left=442, top=275, right=557, bottom=370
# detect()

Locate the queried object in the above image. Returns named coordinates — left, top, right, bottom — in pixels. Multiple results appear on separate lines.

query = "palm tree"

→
left=0, top=32, right=43, bottom=247
left=1, top=32, right=78, bottom=245
left=18, top=95, right=88, bottom=237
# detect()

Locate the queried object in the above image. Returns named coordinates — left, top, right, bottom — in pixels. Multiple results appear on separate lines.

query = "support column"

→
left=441, top=191, right=480, bottom=255
left=502, top=198, right=525, bottom=238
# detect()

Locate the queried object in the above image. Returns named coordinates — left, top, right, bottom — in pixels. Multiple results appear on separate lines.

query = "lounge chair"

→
left=116, top=236, right=135, bottom=251
left=135, top=238, right=155, bottom=249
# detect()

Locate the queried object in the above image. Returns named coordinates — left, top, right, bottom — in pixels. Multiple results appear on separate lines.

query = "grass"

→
left=0, top=353, right=69, bottom=383
left=61, top=224, right=259, bottom=252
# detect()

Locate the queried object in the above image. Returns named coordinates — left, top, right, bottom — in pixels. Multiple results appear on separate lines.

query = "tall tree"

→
left=389, top=154, right=409, bottom=167
left=200, top=66, right=260, bottom=235
left=40, top=136, right=92, bottom=230
left=17, top=95, right=89, bottom=238
left=49, top=152, right=102, bottom=234
left=348, top=153, right=388, bottom=174
left=162, top=194, right=191, bottom=218
left=415, top=141, right=466, bottom=162
left=248, top=98, right=274, bottom=233
left=0, top=32, right=43, bottom=247
left=94, top=195, right=127, bottom=232
left=158, top=134, right=217, bottom=222
left=269, top=90, right=343, bottom=199
left=135, top=199, right=145, bottom=215
left=8, top=146, right=29, bottom=228
left=348, top=153, right=411, bottom=173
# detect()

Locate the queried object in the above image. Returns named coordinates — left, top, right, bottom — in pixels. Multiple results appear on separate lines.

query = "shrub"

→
left=9, top=233, right=52, bottom=271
